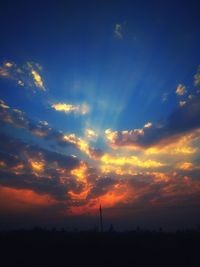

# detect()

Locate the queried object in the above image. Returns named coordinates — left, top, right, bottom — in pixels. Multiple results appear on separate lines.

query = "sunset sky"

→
left=0, top=0, right=200, bottom=230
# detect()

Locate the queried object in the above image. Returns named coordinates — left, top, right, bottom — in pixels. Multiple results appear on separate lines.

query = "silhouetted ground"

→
left=0, top=228, right=200, bottom=266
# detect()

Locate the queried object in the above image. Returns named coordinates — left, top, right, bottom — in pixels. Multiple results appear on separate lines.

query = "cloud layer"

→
left=105, top=94, right=200, bottom=149
left=0, top=61, right=200, bottom=229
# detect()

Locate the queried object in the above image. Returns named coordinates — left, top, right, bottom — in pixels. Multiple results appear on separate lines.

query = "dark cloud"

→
left=0, top=99, right=102, bottom=158
left=107, top=94, right=200, bottom=148
left=167, top=94, right=200, bottom=134
left=0, top=133, right=79, bottom=169
left=0, top=99, right=75, bottom=147
left=0, top=133, right=81, bottom=200
left=87, top=177, right=116, bottom=199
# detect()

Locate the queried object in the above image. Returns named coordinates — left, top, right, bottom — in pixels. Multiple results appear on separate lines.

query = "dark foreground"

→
left=0, top=229, right=200, bottom=266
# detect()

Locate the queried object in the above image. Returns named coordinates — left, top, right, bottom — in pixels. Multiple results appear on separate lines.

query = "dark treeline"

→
left=0, top=227, right=200, bottom=266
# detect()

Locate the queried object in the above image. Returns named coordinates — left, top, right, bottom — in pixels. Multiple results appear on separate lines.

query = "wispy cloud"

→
left=85, top=128, right=98, bottom=140
left=27, top=62, right=45, bottom=90
left=114, top=23, right=123, bottom=39
left=0, top=99, right=101, bottom=159
left=179, top=100, right=186, bottom=107
left=176, top=84, right=187, bottom=96
left=162, top=92, right=169, bottom=102
left=0, top=61, right=46, bottom=91
left=194, top=66, right=200, bottom=87
left=51, top=103, right=89, bottom=115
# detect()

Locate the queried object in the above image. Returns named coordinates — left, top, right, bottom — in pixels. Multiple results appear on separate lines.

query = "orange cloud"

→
left=100, top=154, right=164, bottom=168
left=31, top=69, right=45, bottom=90
left=0, top=161, right=6, bottom=168
left=63, top=133, right=97, bottom=158
left=70, top=162, right=88, bottom=183
left=145, top=130, right=199, bottom=155
left=0, top=61, right=46, bottom=91
left=29, top=159, right=45, bottom=173
left=52, top=103, right=89, bottom=115
left=0, top=185, right=57, bottom=212
left=177, top=162, right=194, bottom=170
left=176, top=84, right=187, bottom=96
left=67, top=183, right=128, bottom=215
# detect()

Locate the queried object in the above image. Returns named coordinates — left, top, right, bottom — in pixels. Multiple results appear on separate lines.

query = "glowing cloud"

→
left=70, top=162, right=88, bottom=182
left=29, top=159, right=45, bottom=173
left=0, top=61, right=46, bottom=91
left=176, top=84, right=187, bottom=96
left=52, top=103, right=89, bottom=115
left=0, top=186, right=57, bottom=211
left=100, top=154, right=164, bottom=168
left=31, top=69, right=45, bottom=90
left=144, top=122, right=153, bottom=128
left=85, top=128, right=98, bottom=140
left=177, top=162, right=193, bottom=170
left=105, top=94, right=200, bottom=149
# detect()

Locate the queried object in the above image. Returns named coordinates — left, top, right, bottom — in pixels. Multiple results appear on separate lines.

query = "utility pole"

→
left=99, top=204, right=103, bottom=233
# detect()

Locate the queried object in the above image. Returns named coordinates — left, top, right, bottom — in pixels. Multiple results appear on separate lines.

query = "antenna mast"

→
left=99, top=204, right=103, bottom=233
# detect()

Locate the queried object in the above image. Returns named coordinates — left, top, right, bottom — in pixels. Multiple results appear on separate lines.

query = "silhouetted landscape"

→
left=1, top=227, right=200, bottom=266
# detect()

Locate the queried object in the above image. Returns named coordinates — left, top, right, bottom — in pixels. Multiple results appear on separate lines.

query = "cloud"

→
left=177, top=162, right=194, bottom=170
left=114, top=23, right=123, bottom=39
left=105, top=94, right=200, bottom=149
left=1, top=132, right=200, bottom=219
left=144, top=122, right=152, bottom=128
left=0, top=99, right=9, bottom=109
left=100, top=154, right=164, bottom=169
left=85, top=128, right=98, bottom=140
left=63, top=133, right=101, bottom=159
left=179, top=100, right=186, bottom=107
left=0, top=133, right=80, bottom=200
left=162, top=92, right=169, bottom=102
left=27, top=62, right=45, bottom=91
left=176, top=84, right=187, bottom=96
left=0, top=186, right=57, bottom=212
left=145, top=132, right=198, bottom=155
left=52, top=103, right=89, bottom=115
left=194, top=66, right=200, bottom=87
left=0, top=99, right=104, bottom=161
left=0, top=61, right=46, bottom=91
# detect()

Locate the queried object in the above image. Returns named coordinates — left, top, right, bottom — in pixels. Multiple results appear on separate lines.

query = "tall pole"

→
left=99, top=204, right=103, bottom=233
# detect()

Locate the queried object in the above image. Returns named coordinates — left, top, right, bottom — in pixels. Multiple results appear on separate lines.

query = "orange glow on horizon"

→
left=0, top=185, right=57, bottom=212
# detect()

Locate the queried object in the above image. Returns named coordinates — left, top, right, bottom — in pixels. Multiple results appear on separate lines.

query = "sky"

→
left=0, top=0, right=200, bottom=231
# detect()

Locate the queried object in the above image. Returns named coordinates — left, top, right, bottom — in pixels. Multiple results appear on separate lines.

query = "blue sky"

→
left=0, top=0, right=200, bottom=230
